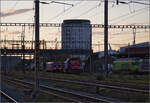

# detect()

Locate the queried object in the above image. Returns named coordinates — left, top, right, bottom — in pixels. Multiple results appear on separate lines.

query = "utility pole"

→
left=116, top=0, right=119, bottom=5
left=32, top=0, right=40, bottom=98
left=21, top=25, right=25, bottom=74
left=133, top=28, right=136, bottom=45
left=128, top=43, right=130, bottom=58
left=4, top=48, right=7, bottom=75
left=98, top=41, right=100, bottom=51
left=104, top=0, right=109, bottom=76
left=3, top=35, right=7, bottom=74
left=31, top=25, right=34, bottom=49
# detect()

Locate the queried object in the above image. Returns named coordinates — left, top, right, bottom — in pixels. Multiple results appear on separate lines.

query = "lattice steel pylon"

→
left=132, top=28, right=136, bottom=45
left=21, top=25, right=25, bottom=74
left=0, top=23, right=149, bottom=29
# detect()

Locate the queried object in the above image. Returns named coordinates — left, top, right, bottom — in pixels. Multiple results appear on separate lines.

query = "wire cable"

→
left=110, top=7, right=149, bottom=24
left=109, top=7, right=147, bottom=22
left=129, top=1, right=150, bottom=5
left=72, top=1, right=102, bottom=19
left=46, top=1, right=83, bottom=22
left=25, top=1, right=34, bottom=22
left=10, top=0, right=20, bottom=10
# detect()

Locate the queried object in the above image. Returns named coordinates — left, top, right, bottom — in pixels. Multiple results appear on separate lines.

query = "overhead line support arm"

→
left=0, top=23, right=149, bottom=29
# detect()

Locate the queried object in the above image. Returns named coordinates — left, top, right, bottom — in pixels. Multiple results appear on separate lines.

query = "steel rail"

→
left=3, top=77, right=117, bottom=103
left=5, top=79, right=80, bottom=102
left=0, top=90, right=18, bottom=103
left=39, top=77, right=149, bottom=94
left=2, top=73, right=148, bottom=94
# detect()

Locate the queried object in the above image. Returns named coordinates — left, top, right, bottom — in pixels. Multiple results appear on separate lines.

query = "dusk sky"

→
left=0, top=0, right=149, bottom=51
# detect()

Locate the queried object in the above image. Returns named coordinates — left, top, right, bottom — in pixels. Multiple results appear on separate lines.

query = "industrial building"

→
left=1, top=56, right=21, bottom=70
left=61, top=19, right=92, bottom=50
left=119, top=42, right=149, bottom=58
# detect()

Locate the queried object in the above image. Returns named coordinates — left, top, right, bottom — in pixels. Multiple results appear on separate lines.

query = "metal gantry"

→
left=0, top=40, right=128, bottom=51
left=132, top=28, right=136, bottom=45
left=0, top=23, right=149, bottom=29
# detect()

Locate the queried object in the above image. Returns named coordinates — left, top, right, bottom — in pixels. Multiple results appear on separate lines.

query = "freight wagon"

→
left=119, top=42, right=149, bottom=58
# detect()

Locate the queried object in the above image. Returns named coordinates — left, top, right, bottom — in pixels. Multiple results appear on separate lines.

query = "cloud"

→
left=0, top=8, right=33, bottom=17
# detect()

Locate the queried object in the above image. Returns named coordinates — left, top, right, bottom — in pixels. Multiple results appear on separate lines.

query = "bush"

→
left=96, top=73, right=105, bottom=81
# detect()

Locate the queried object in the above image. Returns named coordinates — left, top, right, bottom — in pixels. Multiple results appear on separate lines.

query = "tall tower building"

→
left=61, top=19, right=92, bottom=50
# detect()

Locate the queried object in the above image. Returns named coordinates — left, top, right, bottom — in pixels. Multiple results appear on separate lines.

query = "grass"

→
left=2, top=79, right=70, bottom=102
left=34, top=77, right=149, bottom=102
left=104, top=73, right=149, bottom=85
left=3, top=70, right=149, bottom=102
left=98, top=89, right=149, bottom=102
left=10, top=70, right=149, bottom=85
left=33, top=92, right=68, bottom=102
left=44, top=72, right=149, bottom=85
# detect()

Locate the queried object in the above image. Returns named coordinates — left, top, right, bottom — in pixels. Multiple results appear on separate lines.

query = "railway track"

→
left=2, top=76, right=119, bottom=103
left=5, top=73, right=148, bottom=94
left=0, top=89, right=18, bottom=103
left=2, top=73, right=149, bottom=94
left=38, top=76, right=149, bottom=94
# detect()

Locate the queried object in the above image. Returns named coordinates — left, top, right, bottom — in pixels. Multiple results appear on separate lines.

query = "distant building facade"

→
left=61, top=19, right=92, bottom=50
left=119, top=42, right=149, bottom=57
left=120, top=42, right=149, bottom=53
left=1, top=56, right=21, bottom=70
